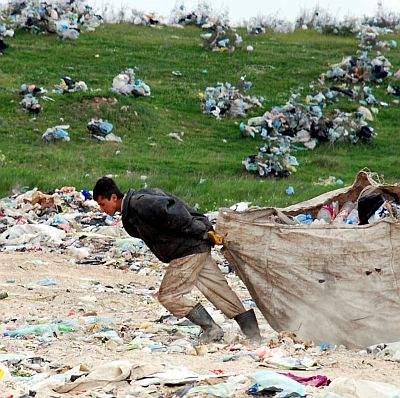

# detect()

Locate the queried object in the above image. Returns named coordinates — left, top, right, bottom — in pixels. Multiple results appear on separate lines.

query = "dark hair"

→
left=93, top=177, right=124, bottom=200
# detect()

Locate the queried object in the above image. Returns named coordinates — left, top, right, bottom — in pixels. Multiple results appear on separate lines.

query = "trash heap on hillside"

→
left=41, top=125, right=71, bottom=142
left=317, top=17, right=361, bottom=36
left=244, top=12, right=361, bottom=35
left=53, top=76, right=88, bottom=94
left=87, top=119, right=122, bottom=142
left=245, top=15, right=294, bottom=34
left=0, top=22, right=14, bottom=37
left=201, top=22, right=243, bottom=52
left=19, top=83, right=47, bottom=113
left=169, top=2, right=228, bottom=27
left=357, top=25, right=397, bottom=50
left=130, top=9, right=163, bottom=26
left=324, top=52, right=392, bottom=84
left=4, top=0, right=103, bottom=39
left=240, top=49, right=392, bottom=178
left=111, top=68, right=151, bottom=97
left=200, top=79, right=264, bottom=118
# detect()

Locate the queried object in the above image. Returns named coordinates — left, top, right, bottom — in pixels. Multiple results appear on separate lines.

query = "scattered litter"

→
left=314, top=176, right=344, bottom=186
left=286, top=186, right=295, bottom=195
left=316, top=377, right=400, bottom=397
left=263, top=356, right=320, bottom=370
left=280, top=372, right=331, bottom=387
left=360, top=341, right=400, bottom=362
left=36, top=277, right=61, bottom=286
left=168, top=132, right=184, bottom=142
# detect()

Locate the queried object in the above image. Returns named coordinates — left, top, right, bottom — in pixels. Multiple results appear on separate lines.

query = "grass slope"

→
left=0, top=24, right=399, bottom=211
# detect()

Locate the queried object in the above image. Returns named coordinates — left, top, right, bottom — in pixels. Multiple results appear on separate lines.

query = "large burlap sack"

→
left=216, top=171, right=400, bottom=348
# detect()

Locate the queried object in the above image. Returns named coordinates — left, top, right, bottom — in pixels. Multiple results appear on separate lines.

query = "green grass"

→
left=0, top=25, right=400, bottom=211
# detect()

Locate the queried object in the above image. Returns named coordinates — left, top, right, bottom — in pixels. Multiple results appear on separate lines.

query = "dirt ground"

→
left=0, top=252, right=399, bottom=397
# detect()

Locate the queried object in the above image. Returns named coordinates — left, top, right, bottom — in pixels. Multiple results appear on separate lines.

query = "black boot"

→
left=186, top=303, right=224, bottom=344
left=234, top=309, right=261, bottom=342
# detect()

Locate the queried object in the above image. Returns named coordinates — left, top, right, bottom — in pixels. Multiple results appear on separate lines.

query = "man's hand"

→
left=207, top=230, right=224, bottom=246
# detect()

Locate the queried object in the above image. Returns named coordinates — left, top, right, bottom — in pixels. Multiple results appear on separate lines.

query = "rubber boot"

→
left=186, top=303, right=224, bottom=344
left=234, top=309, right=261, bottom=343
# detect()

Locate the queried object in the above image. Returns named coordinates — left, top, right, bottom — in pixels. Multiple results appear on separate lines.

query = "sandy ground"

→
left=0, top=252, right=399, bottom=397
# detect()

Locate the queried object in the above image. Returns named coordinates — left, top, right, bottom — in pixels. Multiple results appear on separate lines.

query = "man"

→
left=93, top=177, right=261, bottom=343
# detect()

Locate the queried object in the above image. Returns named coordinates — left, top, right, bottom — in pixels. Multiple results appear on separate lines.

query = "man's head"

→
left=93, top=177, right=124, bottom=215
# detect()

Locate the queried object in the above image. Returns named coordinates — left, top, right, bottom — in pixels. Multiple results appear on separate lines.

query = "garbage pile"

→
left=317, top=17, right=361, bottom=36
left=111, top=68, right=151, bottom=97
left=87, top=119, right=122, bottom=142
left=4, top=0, right=102, bottom=38
left=19, top=83, right=47, bottom=113
left=357, top=25, right=397, bottom=51
left=324, top=52, right=392, bottom=84
left=201, top=23, right=243, bottom=52
left=245, top=17, right=266, bottom=34
left=362, top=10, right=400, bottom=30
left=0, top=187, right=151, bottom=265
left=245, top=15, right=295, bottom=34
left=130, top=9, right=162, bottom=26
left=53, top=76, right=88, bottom=94
left=0, top=22, right=14, bottom=37
left=361, top=340, right=400, bottom=363
left=169, top=2, right=228, bottom=27
left=200, top=79, right=264, bottom=119
left=240, top=31, right=393, bottom=178
left=0, top=185, right=221, bottom=271
left=242, top=134, right=296, bottom=178
left=295, top=9, right=363, bottom=36
left=41, top=125, right=70, bottom=142
left=240, top=92, right=374, bottom=177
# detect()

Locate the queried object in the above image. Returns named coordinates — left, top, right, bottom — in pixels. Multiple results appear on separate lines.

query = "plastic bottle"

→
left=7, top=324, right=58, bottom=337
left=333, top=201, right=355, bottom=224
left=331, top=201, right=339, bottom=219
left=345, top=209, right=359, bottom=225
left=294, top=214, right=313, bottom=225
left=5, top=323, right=74, bottom=337
left=316, top=205, right=333, bottom=224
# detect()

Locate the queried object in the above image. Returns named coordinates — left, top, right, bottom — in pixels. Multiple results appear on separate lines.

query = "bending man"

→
left=93, top=177, right=261, bottom=343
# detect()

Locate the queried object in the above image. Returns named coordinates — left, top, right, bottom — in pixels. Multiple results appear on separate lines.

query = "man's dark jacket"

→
left=121, top=188, right=213, bottom=263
